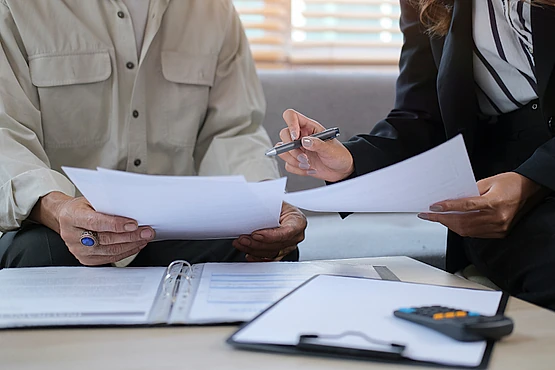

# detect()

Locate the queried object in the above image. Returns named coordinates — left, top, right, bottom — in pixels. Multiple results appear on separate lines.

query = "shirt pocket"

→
left=29, top=51, right=112, bottom=148
left=158, top=51, right=217, bottom=147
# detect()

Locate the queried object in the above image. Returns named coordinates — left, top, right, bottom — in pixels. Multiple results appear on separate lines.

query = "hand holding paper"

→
left=418, top=171, right=551, bottom=238
left=62, top=136, right=479, bottom=245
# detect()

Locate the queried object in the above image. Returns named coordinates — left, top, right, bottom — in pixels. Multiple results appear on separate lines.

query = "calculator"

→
left=394, top=306, right=514, bottom=342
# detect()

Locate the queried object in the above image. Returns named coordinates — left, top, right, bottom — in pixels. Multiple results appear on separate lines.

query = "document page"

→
left=283, top=135, right=480, bottom=213
left=62, top=167, right=286, bottom=240
left=0, top=267, right=165, bottom=328
left=170, top=261, right=379, bottom=324
left=231, top=275, right=504, bottom=367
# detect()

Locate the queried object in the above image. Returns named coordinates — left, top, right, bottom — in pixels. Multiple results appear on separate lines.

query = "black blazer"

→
left=344, top=0, right=555, bottom=272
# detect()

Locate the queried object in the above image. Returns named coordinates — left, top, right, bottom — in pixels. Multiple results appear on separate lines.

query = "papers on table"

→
left=283, top=134, right=480, bottom=213
left=62, top=167, right=286, bottom=240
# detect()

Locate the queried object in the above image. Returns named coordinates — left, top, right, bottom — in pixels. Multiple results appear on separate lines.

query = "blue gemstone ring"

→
left=80, top=230, right=98, bottom=247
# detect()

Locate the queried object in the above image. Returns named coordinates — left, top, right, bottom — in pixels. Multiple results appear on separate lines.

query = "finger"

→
left=282, top=109, right=325, bottom=140
left=279, top=127, right=305, bottom=160
left=96, top=227, right=155, bottom=245
left=279, top=152, right=314, bottom=172
left=232, top=239, right=281, bottom=259
left=252, top=222, right=303, bottom=243
left=300, top=137, right=338, bottom=159
left=78, top=245, right=146, bottom=266
left=280, top=152, right=310, bottom=171
left=71, top=206, right=139, bottom=233
left=245, top=254, right=274, bottom=263
left=285, top=162, right=315, bottom=177
left=429, top=196, right=491, bottom=213
left=277, top=150, right=300, bottom=166
left=418, top=212, right=500, bottom=238
left=477, top=178, right=494, bottom=195
left=86, top=240, right=150, bottom=257
left=237, top=224, right=305, bottom=253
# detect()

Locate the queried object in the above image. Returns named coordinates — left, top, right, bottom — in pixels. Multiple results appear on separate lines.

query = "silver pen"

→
left=265, top=127, right=341, bottom=157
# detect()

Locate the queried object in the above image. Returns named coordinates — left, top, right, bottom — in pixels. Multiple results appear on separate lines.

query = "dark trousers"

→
left=464, top=100, right=555, bottom=310
left=0, top=223, right=299, bottom=268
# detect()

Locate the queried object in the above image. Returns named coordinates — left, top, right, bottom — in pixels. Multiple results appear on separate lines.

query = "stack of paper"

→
left=62, top=167, right=286, bottom=240
left=63, top=135, right=479, bottom=240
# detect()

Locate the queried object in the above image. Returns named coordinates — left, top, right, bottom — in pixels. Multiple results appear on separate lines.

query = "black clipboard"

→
left=227, top=274, right=510, bottom=369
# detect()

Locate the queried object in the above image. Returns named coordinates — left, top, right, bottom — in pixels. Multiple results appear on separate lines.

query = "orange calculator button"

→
left=433, top=313, right=444, bottom=320
left=445, top=312, right=456, bottom=318
left=455, top=311, right=467, bottom=317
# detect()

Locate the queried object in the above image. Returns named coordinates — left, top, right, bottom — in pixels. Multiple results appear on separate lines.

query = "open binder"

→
left=0, top=260, right=382, bottom=329
left=228, top=275, right=509, bottom=369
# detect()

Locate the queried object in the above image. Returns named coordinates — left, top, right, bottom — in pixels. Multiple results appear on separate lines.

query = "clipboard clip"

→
left=163, top=260, right=193, bottom=302
left=297, top=331, right=406, bottom=360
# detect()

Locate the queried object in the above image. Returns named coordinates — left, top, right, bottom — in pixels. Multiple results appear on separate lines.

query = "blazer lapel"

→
left=436, top=0, right=479, bottom=152
left=532, top=4, right=555, bottom=105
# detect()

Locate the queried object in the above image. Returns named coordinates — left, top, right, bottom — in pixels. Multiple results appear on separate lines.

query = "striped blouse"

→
left=473, top=0, right=538, bottom=116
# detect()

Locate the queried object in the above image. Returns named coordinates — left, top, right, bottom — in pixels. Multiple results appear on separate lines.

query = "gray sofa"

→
left=259, top=70, right=447, bottom=269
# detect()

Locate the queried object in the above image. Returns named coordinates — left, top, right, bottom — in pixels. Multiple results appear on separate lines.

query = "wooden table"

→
left=1, top=257, right=554, bottom=370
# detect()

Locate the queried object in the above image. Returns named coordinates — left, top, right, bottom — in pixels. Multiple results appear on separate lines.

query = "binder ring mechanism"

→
left=163, top=260, right=193, bottom=302
left=297, top=331, right=406, bottom=360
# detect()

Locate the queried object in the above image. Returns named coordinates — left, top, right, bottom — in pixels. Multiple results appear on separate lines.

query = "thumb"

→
left=301, top=137, right=330, bottom=153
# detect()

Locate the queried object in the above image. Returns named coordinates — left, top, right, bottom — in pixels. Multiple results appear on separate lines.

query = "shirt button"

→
left=132, top=110, right=139, bottom=118
left=532, top=103, right=538, bottom=110
left=126, top=62, right=135, bottom=69
left=134, top=159, right=142, bottom=167
left=117, top=11, right=125, bottom=19
left=548, top=117, right=554, bottom=134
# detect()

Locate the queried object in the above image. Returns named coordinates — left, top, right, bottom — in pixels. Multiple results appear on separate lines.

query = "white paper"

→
left=283, top=135, right=479, bottom=213
left=62, top=167, right=286, bottom=240
left=231, top=275, right=503, bottom=367
left=0, top=267, right=165, bottom=328
left=171, top=261, right=380, bottom=324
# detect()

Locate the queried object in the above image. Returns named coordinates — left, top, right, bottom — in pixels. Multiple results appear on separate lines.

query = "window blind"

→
left=233, top=0, right=402, bottom=66
left=233, top=0, right=291, bottom=66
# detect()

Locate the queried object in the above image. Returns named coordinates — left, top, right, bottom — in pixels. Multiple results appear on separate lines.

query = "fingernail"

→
left=297, top=154, right=309, bottom=164
left=299, top=163, right=310, bottom=170
left=307, top=170, right=317, bottom=175
left=124, top=223, right=138, bottom=232
left=302, top=137, right=313, bottom=148
left=430, top=205, right=443, bottom=212
left=290, top=131, right=297, bottom=140
left=239, top=237, right=251, bottom=246
left=417, top=213, right=430, bottom=221
left=252, top=234, right=264, bottom=242
left=140, top=229, right=153, bottom=239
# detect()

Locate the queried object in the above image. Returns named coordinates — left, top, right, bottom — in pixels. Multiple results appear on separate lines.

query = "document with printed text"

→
left=0, top=261, right=380, bottom=329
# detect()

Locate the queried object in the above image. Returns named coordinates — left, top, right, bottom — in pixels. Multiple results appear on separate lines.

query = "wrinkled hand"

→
left=56, top=197, right=155, bottom=265
left=418, top=172, right=550, bottom=238
left=277, top=109, right=355, bottom=182
left=233, top=202, right=307, bottom=262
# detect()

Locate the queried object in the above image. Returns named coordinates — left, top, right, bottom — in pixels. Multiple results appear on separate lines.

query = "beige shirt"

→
left=122, top=0, right=150, bottom=56
left=0, top=0, right=279, bottom=235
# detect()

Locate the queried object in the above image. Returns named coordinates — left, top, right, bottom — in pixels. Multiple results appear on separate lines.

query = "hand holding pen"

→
left=271, top=109, right=356, bottom=182
left=265, top=127, right=340, bottom=157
